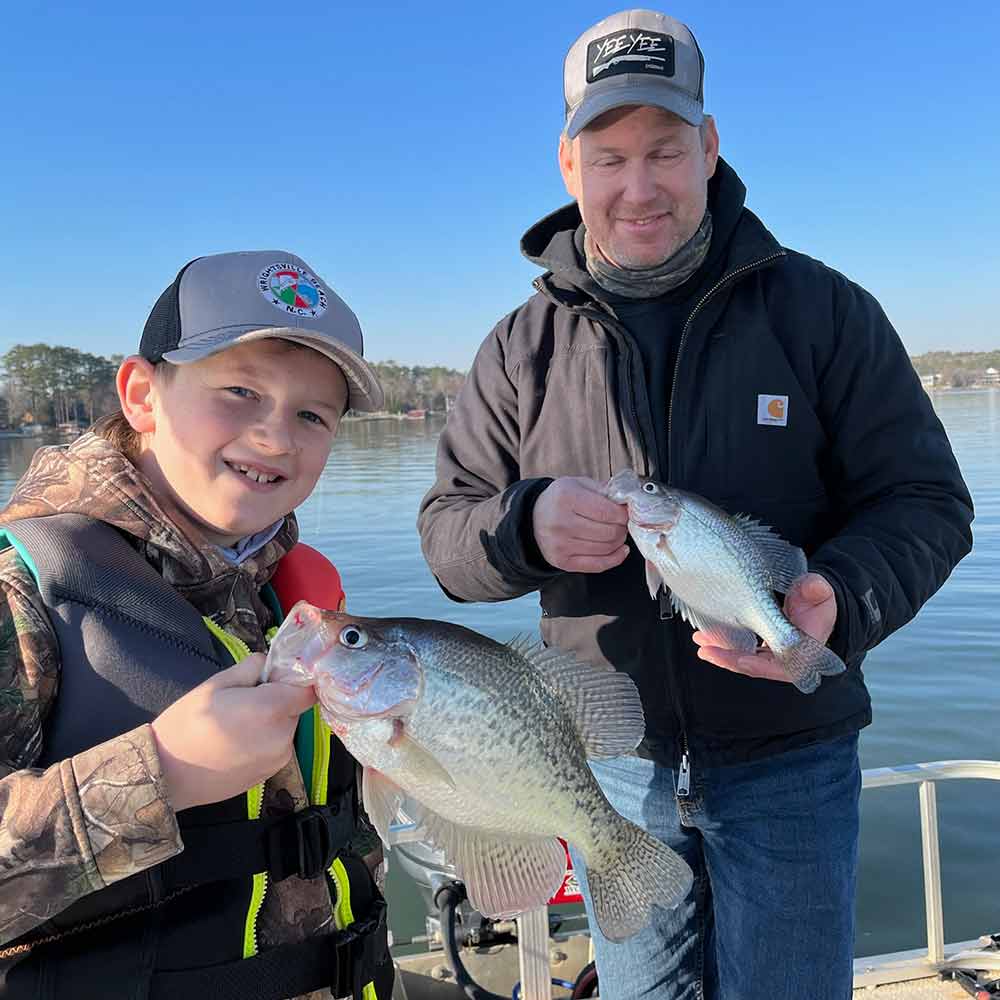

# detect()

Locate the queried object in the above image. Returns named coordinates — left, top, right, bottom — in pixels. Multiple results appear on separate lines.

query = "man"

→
left=418, top=10, right=973, bottom=999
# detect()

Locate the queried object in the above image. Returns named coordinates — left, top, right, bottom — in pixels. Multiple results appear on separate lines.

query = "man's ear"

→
left=558, top=133, right=581, bottom=201
left=116, top=356, right=159, bottom=434
left=702, top=114, right=720, bottom=180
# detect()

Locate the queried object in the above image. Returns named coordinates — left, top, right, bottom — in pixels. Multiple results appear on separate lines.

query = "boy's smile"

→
left=135, top=339, right=348, bottom=547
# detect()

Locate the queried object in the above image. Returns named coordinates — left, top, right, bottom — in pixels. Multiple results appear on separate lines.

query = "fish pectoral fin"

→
left=394, top=731, right=458, bottom=791
left=669, top=596, right=759, bottom=654
left=519, top=645, right=645, bottom=758
left=733, top=514, right=808, bottom=593
left=655, top=533, right=681, bottom=573
left=644, top=559, right=661, bottom=600
left=362, top=767, right=404, bottom=849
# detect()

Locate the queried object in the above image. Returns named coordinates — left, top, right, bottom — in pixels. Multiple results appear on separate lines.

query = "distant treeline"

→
left=0, top=343, right=467, bottom=428
left=909, top=350, right=1000, bottom=386
left=2, top=343, right=997, bottom=429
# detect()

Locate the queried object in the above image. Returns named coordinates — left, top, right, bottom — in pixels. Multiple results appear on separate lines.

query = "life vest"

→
left=0, top=516, right=392, bottom=1000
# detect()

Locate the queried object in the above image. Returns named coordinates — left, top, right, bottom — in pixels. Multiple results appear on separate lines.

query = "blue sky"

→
left=2, top=1, right=997, bottom=369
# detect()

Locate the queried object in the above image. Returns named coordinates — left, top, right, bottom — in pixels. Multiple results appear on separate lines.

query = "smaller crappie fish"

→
left=263, top=602, right=693, bottom=941
left=606, top=470, right=845, bottom=693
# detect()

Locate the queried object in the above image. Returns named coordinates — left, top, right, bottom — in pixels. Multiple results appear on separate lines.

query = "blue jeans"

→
left=570, top=734, right=860, bottom=1000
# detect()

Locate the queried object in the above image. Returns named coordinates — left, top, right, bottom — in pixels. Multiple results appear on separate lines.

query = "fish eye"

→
left=339, top=626, right=368, bottom=649
left=642, top=482, right=657, bottom=493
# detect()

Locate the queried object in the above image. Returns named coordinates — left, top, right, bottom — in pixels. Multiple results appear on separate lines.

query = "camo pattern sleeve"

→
left=0, top=549, right=183, bottom=946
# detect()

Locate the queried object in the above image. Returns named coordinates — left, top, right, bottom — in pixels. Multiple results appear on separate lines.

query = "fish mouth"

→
left=605, top=469, right=643, bottom=503
left=632, top=517, right=675, bottom=531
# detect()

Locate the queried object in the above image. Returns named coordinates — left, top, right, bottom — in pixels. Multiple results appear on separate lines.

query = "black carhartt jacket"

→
left=418, top=158, right=974, bottom=769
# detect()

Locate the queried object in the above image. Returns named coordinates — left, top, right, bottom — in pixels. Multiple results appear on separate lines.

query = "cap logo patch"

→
left=586, top=30, right=674, bottom=83
left=258, top=263, right=328, bottom=319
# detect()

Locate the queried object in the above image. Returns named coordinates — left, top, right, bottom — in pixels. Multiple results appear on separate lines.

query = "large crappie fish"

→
left=263, top=602, right=693, bottom=941
left=605, top=470, right=845, bottom=693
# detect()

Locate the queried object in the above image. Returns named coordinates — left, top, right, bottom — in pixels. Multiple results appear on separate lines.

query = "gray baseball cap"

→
left=564, top=9, right=704, bottom=138
left=139, top=250, right=384, bottom=412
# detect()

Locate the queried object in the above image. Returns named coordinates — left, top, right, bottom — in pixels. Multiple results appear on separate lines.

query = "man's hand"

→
left=532, top=476, right=630, bottom=573
left=692, top=573, right=838, bottom=682
left=151, top=654, right=317, bottom=812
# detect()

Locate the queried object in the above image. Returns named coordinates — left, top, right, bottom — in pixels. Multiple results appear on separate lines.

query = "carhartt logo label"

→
left=757, top=394, right=789, bottom=427
left=586, top=30, right=675, bottom=83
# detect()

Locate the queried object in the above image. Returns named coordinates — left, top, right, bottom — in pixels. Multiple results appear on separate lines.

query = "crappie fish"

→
left=606, top=469, right=845, bottom=693
left=264, top=602, right=693, bottom=941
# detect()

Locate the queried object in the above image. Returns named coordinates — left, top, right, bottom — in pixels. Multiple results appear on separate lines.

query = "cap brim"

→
left=565, top=85, right=703, bottom=138
left=161, top=327, right=385, bottom=413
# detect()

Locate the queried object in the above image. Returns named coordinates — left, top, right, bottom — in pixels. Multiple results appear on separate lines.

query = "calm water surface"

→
left=1, top=390, right=997, bottom=958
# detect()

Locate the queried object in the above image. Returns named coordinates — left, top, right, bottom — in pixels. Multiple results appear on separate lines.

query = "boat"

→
left=387, top=759, right=1000, bottom=999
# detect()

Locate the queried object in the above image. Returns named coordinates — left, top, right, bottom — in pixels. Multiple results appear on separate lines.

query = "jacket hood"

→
left=519, top=157, right=777, bottom=300
left=0, top=419, right=297, bottom=599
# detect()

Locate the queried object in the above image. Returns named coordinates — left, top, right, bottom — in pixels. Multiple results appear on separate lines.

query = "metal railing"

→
left=853, top=759, right=1000, bottom=988
left=389, top=760, right=1000, bottom=998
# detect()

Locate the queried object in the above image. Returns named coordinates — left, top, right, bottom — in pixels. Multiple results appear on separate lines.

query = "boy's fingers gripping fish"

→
left=605, top=469, right=846, bottom=694
left=264, top=602, right=694, bottom=942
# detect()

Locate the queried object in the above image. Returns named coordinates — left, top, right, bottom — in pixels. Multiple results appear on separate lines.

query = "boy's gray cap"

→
left=564, top=9, right=704, bottom=138
left=140, top=250, right=384, bottom=412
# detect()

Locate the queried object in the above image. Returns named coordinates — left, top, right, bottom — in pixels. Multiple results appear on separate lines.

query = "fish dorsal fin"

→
left=414, top=803, right=567, bottom=918
left=362, top=767, right=405, bottom=849
left=514, top=642, right=645, bottom=758
left=733, top=514, right=808, bottom=593
left=668, top=593, right=759, bottom=653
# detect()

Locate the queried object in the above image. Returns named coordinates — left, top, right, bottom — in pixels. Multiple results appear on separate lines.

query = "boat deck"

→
left=857, top=981, right=969, bottom=998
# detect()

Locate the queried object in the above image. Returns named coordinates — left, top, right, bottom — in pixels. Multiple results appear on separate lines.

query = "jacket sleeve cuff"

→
left=69, top=723, right=184, bottom=887
left=492, top=477, right=560, bottom=584
left=807, top=562, right=861, bottom=664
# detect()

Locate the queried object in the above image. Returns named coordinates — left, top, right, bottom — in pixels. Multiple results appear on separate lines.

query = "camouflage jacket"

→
left=0, top=424, right=366, bottom=996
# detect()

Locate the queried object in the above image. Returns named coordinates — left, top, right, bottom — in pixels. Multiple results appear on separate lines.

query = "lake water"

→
left=1, top=389, right=997, bottom=959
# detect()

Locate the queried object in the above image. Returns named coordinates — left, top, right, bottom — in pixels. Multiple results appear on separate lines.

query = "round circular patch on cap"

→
left=257, top=262, right=328, bottom=319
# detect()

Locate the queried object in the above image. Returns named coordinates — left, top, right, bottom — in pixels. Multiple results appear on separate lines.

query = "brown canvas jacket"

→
left=0, top=423, right=351, bottom=994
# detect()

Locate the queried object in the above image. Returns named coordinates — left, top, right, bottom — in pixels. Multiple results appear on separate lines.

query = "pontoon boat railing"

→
left=853, top=759, right=1000, bottom=988
left=389, top=760, right=1000, bottom=998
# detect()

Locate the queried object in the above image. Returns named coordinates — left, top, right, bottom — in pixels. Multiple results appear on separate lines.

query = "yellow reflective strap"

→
left=265, top=625, right=278, bottom=643
left=362, top=982, right=377, bottom=1000
left=202, top=615, right=252, bottom=662
left=201, top=616, right=269, bottom=959
left=329, top=857, right=354, bottom=931
left=311, top=706, right=332, bottom=805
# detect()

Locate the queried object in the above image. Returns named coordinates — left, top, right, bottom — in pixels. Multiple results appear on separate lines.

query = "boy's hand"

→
left=151, top=654, right=317, bottom=812
left=532, top=476, right=630, bottom=573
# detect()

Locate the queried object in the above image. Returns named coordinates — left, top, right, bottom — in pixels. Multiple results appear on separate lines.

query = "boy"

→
left=0, top=251, right=393, bottom=1000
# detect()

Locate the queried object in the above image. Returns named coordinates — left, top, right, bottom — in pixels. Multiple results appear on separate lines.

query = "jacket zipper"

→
left=665, top=250, right=787, bottom=796
left=677, top=736, right=692, bottom=797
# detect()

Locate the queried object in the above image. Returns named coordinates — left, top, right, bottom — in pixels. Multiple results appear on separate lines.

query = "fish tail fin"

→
left=780, top=633, right=846, bottom=693
left=586, top=821, right=693, bottom=942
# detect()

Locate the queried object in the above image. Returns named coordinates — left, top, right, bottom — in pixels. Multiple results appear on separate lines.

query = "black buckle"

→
left=350, top=900, right=390, bottom=1000
left=268, top=804, right=340, bottom=882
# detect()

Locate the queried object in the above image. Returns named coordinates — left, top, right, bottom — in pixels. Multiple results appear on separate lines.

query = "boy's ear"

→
left=117, top=356, right=159, bottom=434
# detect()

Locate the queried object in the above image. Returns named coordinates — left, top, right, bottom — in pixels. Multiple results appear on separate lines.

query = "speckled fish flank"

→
left=265, top=604, right=694, bottom=941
